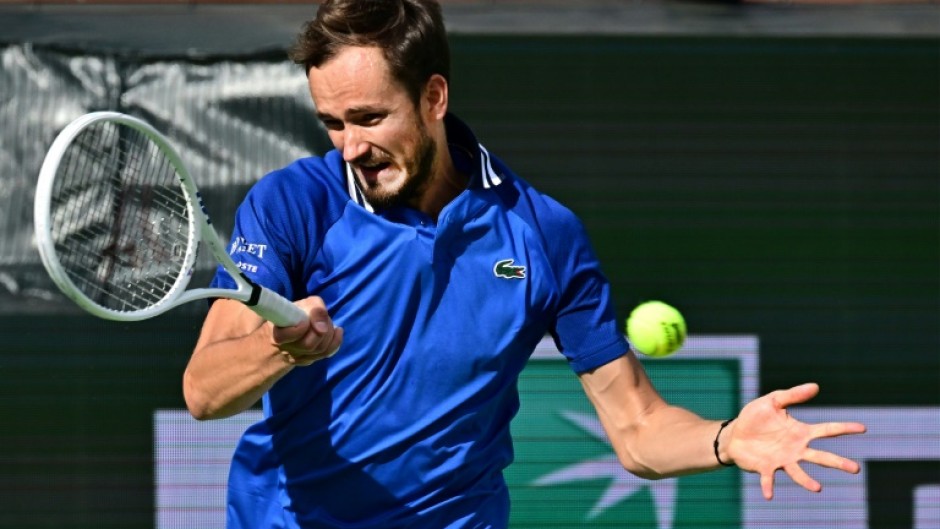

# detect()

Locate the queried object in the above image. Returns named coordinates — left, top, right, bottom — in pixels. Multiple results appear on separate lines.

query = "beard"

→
left=356, top=123, right=437, bottom=211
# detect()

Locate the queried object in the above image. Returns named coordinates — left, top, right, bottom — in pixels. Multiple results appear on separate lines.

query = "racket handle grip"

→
left=249, top=287, right=307, bottom=327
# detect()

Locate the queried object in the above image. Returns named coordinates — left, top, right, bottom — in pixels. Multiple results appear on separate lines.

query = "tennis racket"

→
left=33, top=111, right=306, bottom=327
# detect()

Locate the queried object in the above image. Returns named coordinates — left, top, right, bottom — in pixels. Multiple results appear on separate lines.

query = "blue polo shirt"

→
left=211, top=114, right=627, bottom=529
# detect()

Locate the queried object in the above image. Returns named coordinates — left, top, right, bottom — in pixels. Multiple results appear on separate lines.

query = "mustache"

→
left=350, top=150, right=392, bottom=166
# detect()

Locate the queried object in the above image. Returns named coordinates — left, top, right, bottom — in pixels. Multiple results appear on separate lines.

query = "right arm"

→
left=182, top=296, right=343, bottom=420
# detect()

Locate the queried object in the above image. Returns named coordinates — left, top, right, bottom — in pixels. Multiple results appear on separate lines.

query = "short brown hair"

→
left=290, top=0, right=451, bottom=105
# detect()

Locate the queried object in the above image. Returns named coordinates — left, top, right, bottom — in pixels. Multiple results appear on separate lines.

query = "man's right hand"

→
left=184, top=296, right=343, bottom=420
left=271, top=297, right=344, bottom=366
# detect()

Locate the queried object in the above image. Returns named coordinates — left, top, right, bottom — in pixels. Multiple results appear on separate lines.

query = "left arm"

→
left=578, top=352, right=867, bottom=499
left=578, top=353, right=724, bottom=479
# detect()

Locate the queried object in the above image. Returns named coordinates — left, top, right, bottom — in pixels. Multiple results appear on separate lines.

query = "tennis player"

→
left=182, top=1, right=867, bottom=527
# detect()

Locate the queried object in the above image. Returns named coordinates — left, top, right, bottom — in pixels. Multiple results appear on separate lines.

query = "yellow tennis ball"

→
left=626, top=301, right=687, bottom=358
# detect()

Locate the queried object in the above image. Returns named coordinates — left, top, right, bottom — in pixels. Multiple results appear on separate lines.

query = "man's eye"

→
left=322, top=119, right=343, bottom=131
left=362, top=114, right=384, bottom=125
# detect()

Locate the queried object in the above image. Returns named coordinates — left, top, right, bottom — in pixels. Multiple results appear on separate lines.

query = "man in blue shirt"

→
left=183, top=1, right=867, bottom=528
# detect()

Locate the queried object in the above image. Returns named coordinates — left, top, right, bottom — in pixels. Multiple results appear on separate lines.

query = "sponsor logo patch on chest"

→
left=493, top=258, right=526, bottom=279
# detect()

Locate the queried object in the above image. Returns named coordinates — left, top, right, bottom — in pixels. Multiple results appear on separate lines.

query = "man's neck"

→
left=410, top=145, right=468, bottom=221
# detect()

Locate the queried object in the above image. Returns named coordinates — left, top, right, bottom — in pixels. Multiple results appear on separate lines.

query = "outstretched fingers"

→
left=807, top=421, right=866, bottom=473
left=771, top=382, right=820, bottom=410
left=811, top=421, right=868, bottom=439
left=760, top=471, right=776, bottom=500
left=745, top=384, right=867, bottom=501
left=784, top=462, right=821, bottom=494
left=803, top=446, right=862, bottom=474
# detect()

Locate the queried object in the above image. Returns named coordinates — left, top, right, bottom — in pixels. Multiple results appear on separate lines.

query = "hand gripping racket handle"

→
left=248, top=286, right=308, bottom=327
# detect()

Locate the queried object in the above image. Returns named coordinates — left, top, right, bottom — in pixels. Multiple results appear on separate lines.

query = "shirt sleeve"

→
left=549, top=211, right=629, bottom=374
left=209, top=175, right=299, bottom=301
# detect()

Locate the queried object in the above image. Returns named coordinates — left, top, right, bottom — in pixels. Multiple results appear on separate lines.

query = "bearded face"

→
left=348, top=116, right=437, bottom=210
left=308, top=46, right=445, bottom=211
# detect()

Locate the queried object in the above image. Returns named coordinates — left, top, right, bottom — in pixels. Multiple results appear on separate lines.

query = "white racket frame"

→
left=34, top=111, right=305, bottom=327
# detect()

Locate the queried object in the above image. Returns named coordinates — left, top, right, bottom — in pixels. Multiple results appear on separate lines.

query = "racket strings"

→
left=49, top=121, right=194, bottom=312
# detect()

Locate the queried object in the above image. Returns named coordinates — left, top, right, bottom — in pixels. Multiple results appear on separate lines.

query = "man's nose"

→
left=342, top=128, right=370, bottom=162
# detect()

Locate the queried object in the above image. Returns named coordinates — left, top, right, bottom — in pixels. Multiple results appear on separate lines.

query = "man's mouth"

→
left=357, top=161, right=392, bottom=184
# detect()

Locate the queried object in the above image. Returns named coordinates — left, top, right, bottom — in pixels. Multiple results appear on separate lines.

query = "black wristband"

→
left=713, top=418, right=735, bottom=467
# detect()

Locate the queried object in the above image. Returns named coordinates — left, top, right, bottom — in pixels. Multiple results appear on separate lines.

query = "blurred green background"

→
left=448, top=35, right=938, bottom=406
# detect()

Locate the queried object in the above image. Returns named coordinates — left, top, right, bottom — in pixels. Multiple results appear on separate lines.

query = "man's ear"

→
left=423, top=74, right=449, bottom=121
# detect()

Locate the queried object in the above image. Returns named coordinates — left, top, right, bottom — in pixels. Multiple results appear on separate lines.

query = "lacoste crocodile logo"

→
left=494, top=258, right=526, bottom=279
